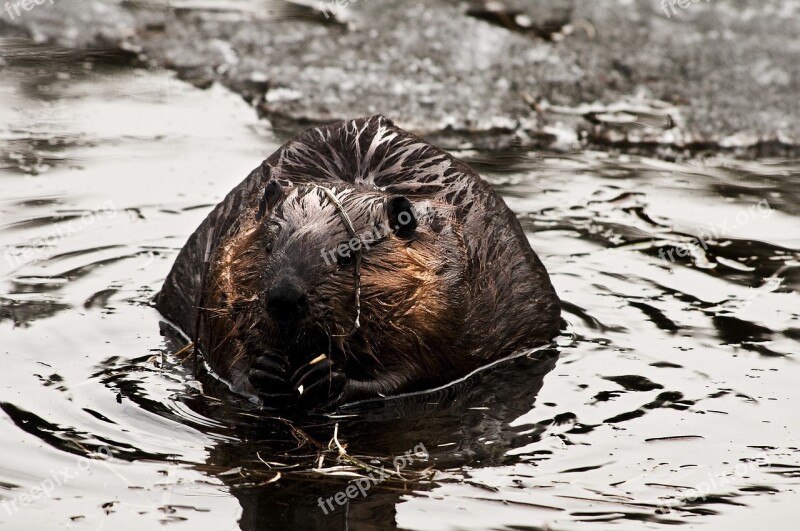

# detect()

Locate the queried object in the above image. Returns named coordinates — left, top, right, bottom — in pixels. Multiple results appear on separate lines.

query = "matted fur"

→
left=156, top=115, right=560, bottom=406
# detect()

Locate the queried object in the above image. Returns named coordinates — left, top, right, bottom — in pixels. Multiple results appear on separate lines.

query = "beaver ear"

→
left=258, top=177, right=283, bottom=220
left=387, top=196, right=417, bottom=238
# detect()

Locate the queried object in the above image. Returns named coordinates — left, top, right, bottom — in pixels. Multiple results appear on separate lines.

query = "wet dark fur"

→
left=156, top=115, right=560, bottom=410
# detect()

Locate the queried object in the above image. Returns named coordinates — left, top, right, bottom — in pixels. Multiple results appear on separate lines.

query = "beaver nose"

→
left=267, top=279, right=308, bottom=321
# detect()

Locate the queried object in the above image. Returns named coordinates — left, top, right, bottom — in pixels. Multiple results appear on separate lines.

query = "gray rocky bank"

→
left=1, top=0, right=798, bottom=155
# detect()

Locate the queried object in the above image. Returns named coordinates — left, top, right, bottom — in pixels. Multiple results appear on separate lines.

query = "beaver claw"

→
left=248, top=355, right=293, bottom=404
left=291, top=359, right=347, bottom=411
left=248, top=354, right=346, bottom=411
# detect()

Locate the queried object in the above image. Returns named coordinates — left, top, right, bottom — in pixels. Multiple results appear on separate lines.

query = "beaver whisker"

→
left=202, top=308, right=232, bottom=318
left=344, top=337, right=384, bottom=375
left=225, top=339, right=248, bottom=371
left=210, top=317, right=245, bottom=356
left=323, top=322, right=333, bottom=359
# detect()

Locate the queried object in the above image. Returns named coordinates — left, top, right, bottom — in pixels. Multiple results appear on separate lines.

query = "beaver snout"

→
left=266, top=278, right=308, bottom=322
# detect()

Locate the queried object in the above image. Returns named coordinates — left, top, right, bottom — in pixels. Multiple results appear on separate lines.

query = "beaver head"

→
left=201, top=179, right=468, bottom=408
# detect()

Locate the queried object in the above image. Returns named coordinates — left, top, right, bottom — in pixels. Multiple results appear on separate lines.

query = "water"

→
left=1, top=39, right=798, bottom=530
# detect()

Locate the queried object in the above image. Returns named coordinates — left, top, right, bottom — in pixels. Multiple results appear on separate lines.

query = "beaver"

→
left=156, top=115, right=560, bottom=411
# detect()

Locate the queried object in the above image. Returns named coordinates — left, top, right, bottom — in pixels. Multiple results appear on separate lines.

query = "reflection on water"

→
left=0, top=38, right=798, bottom=530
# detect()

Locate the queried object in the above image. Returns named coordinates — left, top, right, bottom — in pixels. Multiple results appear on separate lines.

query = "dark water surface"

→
left=1, top=39, right=798, bottom=530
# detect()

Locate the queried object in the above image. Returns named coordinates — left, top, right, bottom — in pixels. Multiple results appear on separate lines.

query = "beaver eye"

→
left=265, top=242, right=273, bottom=254
left=337, top=248, right=353, bottom=267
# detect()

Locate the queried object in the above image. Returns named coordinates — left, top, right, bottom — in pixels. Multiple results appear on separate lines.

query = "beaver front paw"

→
left=248, top=355, right=293, bottom=406
left=290, top=357, right=347, bottom=412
